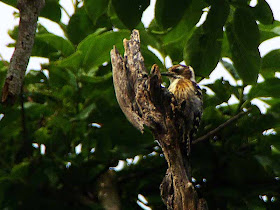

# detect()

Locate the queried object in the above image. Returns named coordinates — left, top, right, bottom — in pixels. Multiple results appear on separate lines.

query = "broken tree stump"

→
left=110, top=30, right=207, bottom=210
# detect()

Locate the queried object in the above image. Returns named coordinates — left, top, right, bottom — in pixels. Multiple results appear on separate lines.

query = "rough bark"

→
left=111, top=30, right=208, bottom=210
left=2, top=0, right=45, bottom=104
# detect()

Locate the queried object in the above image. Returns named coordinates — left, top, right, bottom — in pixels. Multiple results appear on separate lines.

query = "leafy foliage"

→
left=226, top=8, right=261, bottom=84
left=0, top=0, right=280, bottom=209
left=184, top=0, right=229, bottom=77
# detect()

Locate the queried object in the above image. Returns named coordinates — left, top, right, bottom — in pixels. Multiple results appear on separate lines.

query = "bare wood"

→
left=193, top=109, right=250, bottom=144
left=111, top=30, right=208, bottom=210
left=2, top=0, right=45, bottom=104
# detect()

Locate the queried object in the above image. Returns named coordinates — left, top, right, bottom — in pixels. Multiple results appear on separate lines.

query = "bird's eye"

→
left=173, top=68, right=180, bottom=73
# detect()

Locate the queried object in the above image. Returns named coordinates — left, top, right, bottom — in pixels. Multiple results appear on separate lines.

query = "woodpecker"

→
left=161, top=64, right=203, bottom=157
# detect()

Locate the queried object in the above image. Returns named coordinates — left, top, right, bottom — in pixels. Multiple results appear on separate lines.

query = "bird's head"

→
left=161, top=64, right=195, bottom=82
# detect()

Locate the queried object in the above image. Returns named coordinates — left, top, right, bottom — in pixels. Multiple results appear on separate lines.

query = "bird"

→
left=161, top=64, right=203, bottom=159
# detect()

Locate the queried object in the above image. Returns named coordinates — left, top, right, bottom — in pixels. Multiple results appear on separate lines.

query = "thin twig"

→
left=61, top=5, right=70, bottom=18
left=20, top=87, right=27, bottom=142
left=193, top=109, right=251, bottom=144
left=15, top=87, right=32, bottom=162
left=237, top=85, right=245, bottom=113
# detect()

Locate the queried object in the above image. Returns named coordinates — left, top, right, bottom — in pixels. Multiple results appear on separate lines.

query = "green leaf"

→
left=77, top=28, right=107, bottom=52
left=249, top=78, right=280, bottom=99
left=220, top=58, right=240, bottom=80
left=107, top=1, right=127, bottom=29
left=267, top=135, right=280, bottom=151
left=185, top=26, right=223, bottom=77
left=67, top=7, right=96, bottom=45
left=84, top=0, right=109, bottom=24
left=227, top=0, right=248, bottom=6
left=32, top=37, right=57, bottom=59
left=207, top=78, right=233, bottom=102
left=221, top=31, right=231, bottom=57
left=138, top=27, right=161, bottom=50
left=0, top=63, right=8, bottom=88
left=233, top=8, right=260, bottom=52
left=48, top=65, right=77, bottom=88
left=255, top=155, right=276, bottom=174
left=8, top=25, right=18, bottom=41
left=112, top=0, right=150, bottom=29
left=202, top=1, right=229, bottom=32
left=72, top=104, right=96, bottom=121
left=34, top=127, right=51, bottom=144
left=25, top=70, right=48, bottom=85
left=226, top=8, right=260, bottom=84
left=1, top=0, right=61, bottom=22
left=202, top=94, right=223, bottom=108
left=164, top=41, right=185, bottom=63
left=54, top=29, right=107, bottom=70
left=54, top=51, right=82, bottom=70
left=259, top=21, right=280, bottom=43
left=155, top=0, right=192, bottom=29
left=40, top=0, right=61, bottom=22
left=162, top=0, right=206, bottom=45
left=80, top=73, right=112, bottom=84
left=253, top=0, right=274, bottom=25
left=161, top=0, right=207, bottom=62
left=184, top=0, right=229, bottom=77
left=48, top=115, right=72, bottom=134
left=1, top=0, right=17, bottom=7
left=11, top=162, right=30, bottom=179
left=36, top=34, right=75, bottom=57
left=31, top=25, right=71, bottom=59
left=82, top=30, right=130, bottom=70
left=261, top=49, right=280, bottom=78
left=141, top=47, right=164, bottom=70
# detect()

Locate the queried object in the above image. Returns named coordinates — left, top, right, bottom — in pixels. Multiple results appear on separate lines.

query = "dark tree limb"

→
left=111, top=30, right=207, bottom=210
left=193, top=109, right=250, bottom=144
left=1, top=0, right=45, bottom=104
left=15, top=87, right=32, bottom=163
left=98, top=170, right=121, bottom=210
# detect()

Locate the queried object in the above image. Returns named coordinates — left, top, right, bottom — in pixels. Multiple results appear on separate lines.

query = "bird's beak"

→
left=161, top=72, right=175, bottom=77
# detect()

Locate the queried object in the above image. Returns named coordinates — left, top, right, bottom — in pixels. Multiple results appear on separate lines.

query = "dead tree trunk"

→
left=110, top=30, right=208, bottom=210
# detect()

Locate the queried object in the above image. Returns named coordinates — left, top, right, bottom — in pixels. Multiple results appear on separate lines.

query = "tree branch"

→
left=98, top=170, right=121, bottom=210
left=111, top=30, right=207, bottom=210
left=193, top=109, right=250, bottom=144
left=1, top=0, right=45, bottom=104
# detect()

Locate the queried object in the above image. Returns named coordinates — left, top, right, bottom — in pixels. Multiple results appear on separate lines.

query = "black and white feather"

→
left=161, top=64, right=203, bottom=157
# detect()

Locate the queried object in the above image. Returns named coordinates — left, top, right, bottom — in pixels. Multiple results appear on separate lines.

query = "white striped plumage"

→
left=162, top=64, right=203, bottom=157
